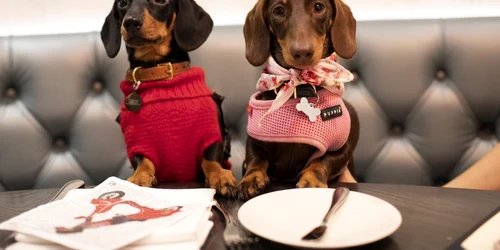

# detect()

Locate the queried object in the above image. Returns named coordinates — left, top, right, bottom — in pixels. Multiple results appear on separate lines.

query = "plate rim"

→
left=237, top=188, right=403, bottom=249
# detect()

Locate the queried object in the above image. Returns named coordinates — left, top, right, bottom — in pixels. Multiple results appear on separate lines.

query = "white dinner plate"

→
left=238, top=188, right=402, bottom=249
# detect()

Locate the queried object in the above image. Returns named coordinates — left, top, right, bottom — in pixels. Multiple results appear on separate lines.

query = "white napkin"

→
left=0, top=177, right=217, bottom=250
left=13, top=208, right=213, bottom=247
left=461, top=210, right=500, bottom=250
left=7, top=221, right=213, bottom=250
left=62, top=188, right=215, bottom=245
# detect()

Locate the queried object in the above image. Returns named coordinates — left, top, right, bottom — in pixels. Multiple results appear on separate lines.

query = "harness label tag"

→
left=321, top=105, right=342, bottom=121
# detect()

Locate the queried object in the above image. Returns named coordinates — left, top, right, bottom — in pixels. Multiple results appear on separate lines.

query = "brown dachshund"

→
left=100, top=0, right=237, bottom=198
left=239, top=0, right=360, bottom=200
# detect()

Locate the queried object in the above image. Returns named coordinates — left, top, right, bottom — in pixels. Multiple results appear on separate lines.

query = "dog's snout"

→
left=290, top=43, right=314, bottom=62
left=123, top=18, right=143, bottom=33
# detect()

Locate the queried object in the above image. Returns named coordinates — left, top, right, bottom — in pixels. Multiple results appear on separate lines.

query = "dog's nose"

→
left=291, top=44, right=314, bottom=62
left=123, top=18, right=142, bottom=33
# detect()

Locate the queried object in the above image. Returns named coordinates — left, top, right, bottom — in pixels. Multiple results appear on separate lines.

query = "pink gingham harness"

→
left=247, top=53, right=354, bottom=164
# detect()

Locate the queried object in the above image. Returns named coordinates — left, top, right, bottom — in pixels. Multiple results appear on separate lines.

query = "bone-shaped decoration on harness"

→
left=296, top=97, right=321, bottom=122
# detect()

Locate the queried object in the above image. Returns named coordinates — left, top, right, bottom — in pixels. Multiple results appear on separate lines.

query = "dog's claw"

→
left=296, top=173, right=327, bottom=188
left=206, top=169, right=238, bottom=199
left=127, top=174, right=157, bottom=188
left=222, top=183, right=238, bottom=198
left=238, top=171, right=269, bottom=200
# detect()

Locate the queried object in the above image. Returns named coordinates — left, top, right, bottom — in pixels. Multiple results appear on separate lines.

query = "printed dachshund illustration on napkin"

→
left=55, top=191, right=182, bottom=234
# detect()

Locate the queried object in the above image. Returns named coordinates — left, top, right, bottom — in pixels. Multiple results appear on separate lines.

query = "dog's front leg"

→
left=296, top=143, right=352, bottom=188
left=127, top=155, right=158, bottom=187
left=238, top=159, right=270, bottom=200
left=201, top=159, right=238, bottom=198
left=238, top=137, right=271, bottom=200
left=201, top=142, right=238, bottom=198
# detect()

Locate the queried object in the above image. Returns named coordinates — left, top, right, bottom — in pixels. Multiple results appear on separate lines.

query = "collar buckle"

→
left=157, top=62, right=174, bottom=80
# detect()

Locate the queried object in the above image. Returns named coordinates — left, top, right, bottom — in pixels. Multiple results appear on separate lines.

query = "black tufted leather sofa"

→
left=0, top=17, right=499, bottom=191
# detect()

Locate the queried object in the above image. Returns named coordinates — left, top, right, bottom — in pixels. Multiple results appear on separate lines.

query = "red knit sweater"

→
left=119, top=67, right=224, bottom=182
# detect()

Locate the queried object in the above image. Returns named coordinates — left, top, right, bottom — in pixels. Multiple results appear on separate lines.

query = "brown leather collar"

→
left=126, top=61, right=191, bottom=83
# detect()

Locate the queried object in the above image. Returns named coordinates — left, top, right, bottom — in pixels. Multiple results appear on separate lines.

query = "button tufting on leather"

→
left=436, top=70, right=446, bottom=81
left=1, top=21, right=499, bottom=191
left=53, top=138, right=67, bottom=150
left=391, top=124, right=404, bottom=136
left=93, top=81, right=103, bottom=92
left=5, top=88, right=17, bottom=98
left=434, top=179, right=448, bottom=186
left=478, top=125, right=494, bottom=140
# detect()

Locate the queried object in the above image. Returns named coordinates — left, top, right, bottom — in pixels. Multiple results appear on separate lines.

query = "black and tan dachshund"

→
left=239, top=0, right=360, bottom=200
left=100, top=0, right=237, bottom=198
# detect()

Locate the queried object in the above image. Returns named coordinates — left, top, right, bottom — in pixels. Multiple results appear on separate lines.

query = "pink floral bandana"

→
left=256, top=53, right=354, bottom=123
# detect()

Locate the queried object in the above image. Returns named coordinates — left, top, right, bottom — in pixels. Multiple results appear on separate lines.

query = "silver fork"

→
left=215, top=201, right=260, bottom=249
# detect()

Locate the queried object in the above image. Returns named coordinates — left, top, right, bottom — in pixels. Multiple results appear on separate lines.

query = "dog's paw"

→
left=238, top=170, right=270, bottom=200
left=296, top=171, right=328, bottom=188
left=127, top=173, right=157, bottom=187
left=206, top=169, right=238, bottom=199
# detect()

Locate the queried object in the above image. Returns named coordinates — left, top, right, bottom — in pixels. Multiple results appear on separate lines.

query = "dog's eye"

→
left=313, top=2, right=326, bottom=14
left=118, top=0, right=129, bottom=8
left=273, top=6, right=285, bottom=18
left=153, top=0, right=168, bottom=5
left=118, top=0, right=128, bottom=8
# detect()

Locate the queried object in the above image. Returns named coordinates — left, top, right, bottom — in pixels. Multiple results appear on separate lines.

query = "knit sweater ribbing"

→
left=119, top=67, right=223, bottom=182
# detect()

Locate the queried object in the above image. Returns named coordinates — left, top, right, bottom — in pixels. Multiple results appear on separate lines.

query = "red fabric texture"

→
left=119, top=67, right=224, bottom=182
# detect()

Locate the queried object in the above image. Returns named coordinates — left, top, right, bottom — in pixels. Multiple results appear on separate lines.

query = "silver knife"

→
left=302, top=187, right=350, bottom=240
left=0, top=179, right=85, bottom=249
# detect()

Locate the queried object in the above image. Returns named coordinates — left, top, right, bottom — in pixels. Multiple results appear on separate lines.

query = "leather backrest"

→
left=341, top=18, right=500, bottom=185
left=0, top=18, right=498, bottom=190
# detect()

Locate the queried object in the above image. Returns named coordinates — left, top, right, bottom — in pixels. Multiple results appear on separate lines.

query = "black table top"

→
left=1, top=182, right=499, bottom=250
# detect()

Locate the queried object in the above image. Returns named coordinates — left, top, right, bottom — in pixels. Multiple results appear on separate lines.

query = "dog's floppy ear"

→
left=330, top=0, right=357, bottom=59
left=100, top=2, right=122, bottom=58
left=243, top=0, right=270, bottom=66
left=174, top=0, right=214, bottom=52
